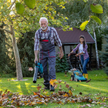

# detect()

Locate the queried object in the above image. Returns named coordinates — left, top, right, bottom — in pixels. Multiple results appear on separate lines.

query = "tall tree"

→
left=0, top=0, right=70, bottom=80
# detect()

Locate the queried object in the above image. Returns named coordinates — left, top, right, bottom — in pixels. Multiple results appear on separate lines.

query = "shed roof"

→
left=55, top=28, right=95, bottom=45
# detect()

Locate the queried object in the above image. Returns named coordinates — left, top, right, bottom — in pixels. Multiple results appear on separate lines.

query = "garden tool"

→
left=33, top=61, right=43, bottom=83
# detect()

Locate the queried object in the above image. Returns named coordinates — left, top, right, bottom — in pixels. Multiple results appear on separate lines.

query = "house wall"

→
left=55, top=45, right=75, bottom=55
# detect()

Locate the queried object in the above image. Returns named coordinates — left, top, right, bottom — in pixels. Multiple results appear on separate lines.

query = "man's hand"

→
left=34, top=57, right=38, bottom=63
left=59, top=46, right=64, bottom=59
left=34, top=50, right=39, bottom=63
left=59, top=51, right=64, bottom=59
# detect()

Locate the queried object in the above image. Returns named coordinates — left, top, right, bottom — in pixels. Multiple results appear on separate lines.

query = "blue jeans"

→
left=81, top=55, right=89, bottom=74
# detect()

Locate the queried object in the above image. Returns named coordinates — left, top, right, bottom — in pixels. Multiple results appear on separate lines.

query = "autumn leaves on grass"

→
left=1, top=79, right=106, bottom=107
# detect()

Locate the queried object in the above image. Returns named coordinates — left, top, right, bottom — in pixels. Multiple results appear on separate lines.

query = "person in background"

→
left=34, top=17, right=64, bottom=91
left=68, top=35, right=89, bottom=79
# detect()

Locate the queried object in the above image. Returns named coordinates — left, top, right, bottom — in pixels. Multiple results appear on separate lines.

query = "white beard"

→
left=41, top=26, right=47, bottom=30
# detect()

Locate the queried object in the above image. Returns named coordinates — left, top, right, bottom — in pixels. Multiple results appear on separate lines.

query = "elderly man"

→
left=34, top=17, right=64, bottom=91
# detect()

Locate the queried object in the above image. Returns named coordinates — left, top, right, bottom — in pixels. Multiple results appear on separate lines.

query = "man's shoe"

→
left=50, top=85, right=55, bottom=91
left=45, top=85, right=49, bottom=90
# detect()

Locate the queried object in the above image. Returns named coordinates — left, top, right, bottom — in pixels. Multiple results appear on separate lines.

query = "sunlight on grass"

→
left=25, top=82, right=31, bottom=93
left=17, top=85, right=21, bottom=89
left=31, top=85, right=37, bottom=88
left=11, top=78, right=16, bottom=81
left=77, top=83, right=108, bottom=93
left=25, top=82, right=30, bottom=86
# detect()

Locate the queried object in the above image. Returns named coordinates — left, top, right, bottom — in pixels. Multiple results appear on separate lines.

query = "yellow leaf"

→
left=43, top=91, right=48, bottom=95
left=80, top=20, right=90, bottom=31
left=63, top=93, right=69, bottom=97
left=50, top=79, right=57, bottom=86
left=69, top=90, right=72, bottom=96
left=61, top=81, right=65, bottom=84
left=36, top=102, right=43, bottom=104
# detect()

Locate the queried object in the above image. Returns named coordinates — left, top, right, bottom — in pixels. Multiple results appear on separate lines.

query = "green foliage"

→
left=80, top=3, right=103, bottom=31
left=90, top=4, right=103, bottom=14
left=0, top=0, right=108, bottom=77
left=95, top=27, right=103, bottom=50
left=100, top=27, right=108, bottom=77
left=83, top=0, right=88, bottom=2
left=17, top=31, right=34, bottom=77
left=90, top=16, right=101, bottom=25
left=16, top=2, right=24, bottom=15
left=56, top=0, right=107, bottom=32
left=56, top=54, right=69, bottom=72
left=0, top=24, right=15, bottom=75
left=24, top=0, right=36, bottom=9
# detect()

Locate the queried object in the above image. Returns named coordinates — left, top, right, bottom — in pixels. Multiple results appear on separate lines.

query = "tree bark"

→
left=10, top=25, right=23, bottom=80
left=94, top=29, right=99, bottom=69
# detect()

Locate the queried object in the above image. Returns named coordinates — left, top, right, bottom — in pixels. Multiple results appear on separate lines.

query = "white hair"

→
left=39, top=17, right=48, bottom=24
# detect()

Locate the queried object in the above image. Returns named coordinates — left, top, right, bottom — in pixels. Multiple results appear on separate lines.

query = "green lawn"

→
left=0, top=70, right=108, bottom=108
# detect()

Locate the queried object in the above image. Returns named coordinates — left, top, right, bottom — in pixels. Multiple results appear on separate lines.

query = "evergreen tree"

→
left=17, top=31, right=34, bottom=77
left=0, top=24, right=15, bottom=76
left=100, top=27, right=108, bottom=78
left=56, top=54, right=69, bottom=72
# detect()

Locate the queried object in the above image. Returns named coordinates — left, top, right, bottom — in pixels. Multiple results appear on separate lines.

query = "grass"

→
left=0, top=70, right=108, bottom=108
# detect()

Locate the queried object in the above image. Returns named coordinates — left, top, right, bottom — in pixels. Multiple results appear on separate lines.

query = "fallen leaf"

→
left=50, top=79, right=57, bottom=86
left=65, top=70, right=68, bottom=74
left=36, top=85, right=41, bottom=91
left=65, top=84, right=69, bottom=88
left=58, top=79, right=62, bottom=83
left=79, top=92, right=82, bottom=95
left=64, top=75, right=67, bottom=77
left=0, top=99, right=2, bottom=105
left=86, top=104, right=91, bottom=107
left=72, top=100, right=75, bottom=103
left=63, top=93, right=68, bottom=97
left=70, top=79, right=72, bottom=81
left=69, top=90, right=72, bottom=96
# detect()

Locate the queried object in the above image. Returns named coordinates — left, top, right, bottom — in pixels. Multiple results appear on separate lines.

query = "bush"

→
left=17, top=31, right=35, bottom=77
left=56, top=54, right=69, bottom=72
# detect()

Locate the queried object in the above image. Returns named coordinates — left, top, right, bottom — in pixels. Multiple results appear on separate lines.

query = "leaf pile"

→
left=0, top=80, right=108, bottom=107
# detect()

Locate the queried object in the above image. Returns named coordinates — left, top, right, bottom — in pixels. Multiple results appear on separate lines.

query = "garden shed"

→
left=55, top=28, right=95, bottom=70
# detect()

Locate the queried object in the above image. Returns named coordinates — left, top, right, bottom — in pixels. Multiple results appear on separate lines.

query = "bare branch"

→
left=8, top=0, right=16, bottom=10
left=0, top=27, right=12, bottom=34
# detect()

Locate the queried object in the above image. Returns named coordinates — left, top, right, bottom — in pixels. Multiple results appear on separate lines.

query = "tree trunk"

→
left=94, top=29, right=99, bottom=69
left=10, top=25, right=23, bottom=80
